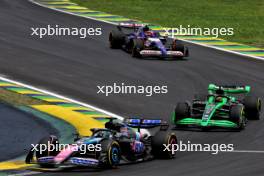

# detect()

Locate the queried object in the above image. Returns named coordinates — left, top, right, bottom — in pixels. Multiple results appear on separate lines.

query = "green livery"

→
left=172, top=84, right=261, bottom=130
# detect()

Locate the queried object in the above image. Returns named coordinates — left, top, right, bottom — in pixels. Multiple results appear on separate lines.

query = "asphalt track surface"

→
left=0, top=103, right=57, bottom=162
left=0, top=0, right=264, bottom=175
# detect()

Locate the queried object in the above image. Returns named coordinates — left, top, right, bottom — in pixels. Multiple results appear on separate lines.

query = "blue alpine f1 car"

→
left=109, top=23, right=189, bottom=59
left=25, top=118, right=177, bottom=169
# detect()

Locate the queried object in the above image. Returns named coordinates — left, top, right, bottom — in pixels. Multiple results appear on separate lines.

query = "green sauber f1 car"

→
left=172, top=84, right=261, bottom=130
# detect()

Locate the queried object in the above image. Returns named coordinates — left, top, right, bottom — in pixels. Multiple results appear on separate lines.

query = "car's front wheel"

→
left=172, top=39, right=188, bottom=58
left=132, top=39, right=144, bottom=58
left=98, top=139, right=121, bottom=168
left=29, top=135, right=60, bottom=167
left=174, top=102, right=191, bottom=125
left=230, top=105, right=245, bottom=130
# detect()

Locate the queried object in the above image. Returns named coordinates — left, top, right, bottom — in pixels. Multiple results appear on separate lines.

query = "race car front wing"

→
left=140, top=50, right=184, bottom=57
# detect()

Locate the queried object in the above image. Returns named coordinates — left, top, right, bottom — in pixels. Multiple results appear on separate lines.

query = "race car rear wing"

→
left=208, top=84, right=251, bottom=94
left=118, top=23, right=145, bottom=28
left=117, top=23, right=145, bottom=31
left=125, top=118, right=169, bottom=131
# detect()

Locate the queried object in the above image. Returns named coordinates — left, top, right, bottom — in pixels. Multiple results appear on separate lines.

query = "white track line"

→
left=0, top=76, right=123, bottom=120
left=0, top=75, right=151, bottom=135
left=28, top=0, right=117, bottom=25
left=28, top=0, right=264, bottom=61
left=225, top=150, right=264, bottom=153
left=180, top=39, right=264, bottom=61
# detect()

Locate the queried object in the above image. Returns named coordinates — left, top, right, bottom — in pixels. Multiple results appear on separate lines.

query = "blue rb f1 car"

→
left=109, top=23, right=189, bottom=59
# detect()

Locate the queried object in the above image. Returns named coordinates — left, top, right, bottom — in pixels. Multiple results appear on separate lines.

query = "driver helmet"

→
left=143, top=25, right=150, bottom=32
left=120, top=127, right=129, bottom=137
left=216, top=96, right=223, bottom=102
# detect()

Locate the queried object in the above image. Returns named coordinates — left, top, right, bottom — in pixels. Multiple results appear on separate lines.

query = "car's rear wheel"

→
left=99, top=139, right=121, bottom=168
left=132, top=39, right=144, bottom=58
left=243, top=96, right=261, bottom=120
left=152, top=131, right=177, bottom=159
left=230, top=105, right=245, bottom=130
left=109, top=30, right=125, bottom=49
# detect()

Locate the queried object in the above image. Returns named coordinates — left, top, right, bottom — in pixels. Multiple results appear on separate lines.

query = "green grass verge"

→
left=71, top=0, right=264, bottom=48
left=0, top=88, right=47, bottom=106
